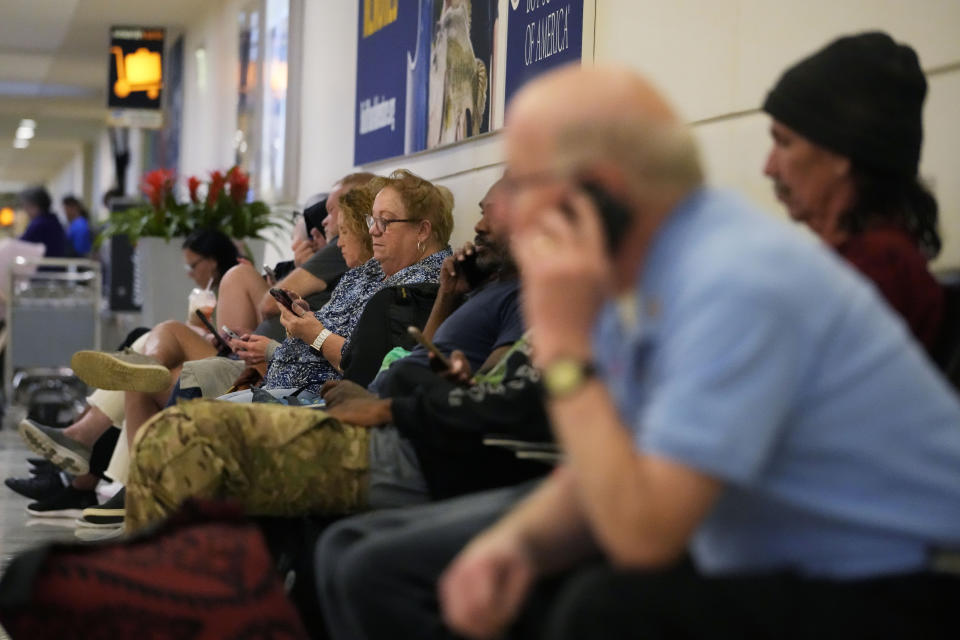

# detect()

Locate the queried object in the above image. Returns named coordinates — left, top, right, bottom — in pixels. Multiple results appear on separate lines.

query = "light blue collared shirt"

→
left=593, top=187, right=960, bottom=578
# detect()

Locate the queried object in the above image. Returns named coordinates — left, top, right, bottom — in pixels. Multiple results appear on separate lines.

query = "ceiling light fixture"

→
left=19, top=119, right=36, bottom=129
left=15, top=126, right=34, bottom=140
left=13, top=139, right=29, bottom=149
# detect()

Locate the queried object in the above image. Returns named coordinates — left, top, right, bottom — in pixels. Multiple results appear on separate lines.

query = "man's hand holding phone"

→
left=439, top=243, right=477, bottom=298
left=512, top=188, right=615, bottom=367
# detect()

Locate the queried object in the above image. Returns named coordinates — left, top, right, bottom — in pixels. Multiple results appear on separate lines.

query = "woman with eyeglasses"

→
left=180, top=229, right=241, bottom=330
left=264, top=169, right=453, bottom=394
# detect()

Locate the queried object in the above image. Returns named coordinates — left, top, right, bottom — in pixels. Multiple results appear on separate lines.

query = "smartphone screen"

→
left=407, top=326, right=452, bottom=369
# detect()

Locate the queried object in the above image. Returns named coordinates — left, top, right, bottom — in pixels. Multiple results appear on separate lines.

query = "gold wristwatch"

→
left=542, top=358, right=597, bottom=399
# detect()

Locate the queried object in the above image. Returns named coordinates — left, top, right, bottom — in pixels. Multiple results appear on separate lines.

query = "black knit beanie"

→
left=762, top=32, right=926, bottom=177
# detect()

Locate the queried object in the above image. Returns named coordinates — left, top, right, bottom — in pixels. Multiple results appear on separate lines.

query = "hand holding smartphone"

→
left=221, top=325, right=241, bottom=340
left=407, top=326, right=452, bottom=370
left=263, top=265, right=276, bottom=285
left=269, top=287, right=303, bottom=317
left=194, top=309, right=233, bottom=355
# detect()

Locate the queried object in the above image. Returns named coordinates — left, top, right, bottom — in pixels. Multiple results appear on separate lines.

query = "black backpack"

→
left=340, top=283, right=439, bottom=387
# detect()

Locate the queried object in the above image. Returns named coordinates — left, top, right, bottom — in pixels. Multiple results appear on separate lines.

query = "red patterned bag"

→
left=0, top=501, right=307, bottom=639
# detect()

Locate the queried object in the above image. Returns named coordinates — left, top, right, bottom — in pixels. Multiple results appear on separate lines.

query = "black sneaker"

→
left=29, top=459, right=58, bottom=476
left=76, top=487, right=125, bottom=529
left=5, top=473, right=65, bottom=501
left=26, top=486, right=97, bottom=519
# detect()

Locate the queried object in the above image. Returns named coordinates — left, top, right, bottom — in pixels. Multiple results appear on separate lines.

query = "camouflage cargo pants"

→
left=125, top=400, right=370, bottom=532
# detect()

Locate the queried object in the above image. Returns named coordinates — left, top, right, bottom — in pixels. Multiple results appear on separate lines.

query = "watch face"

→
left=545, top=360, right=586, bottom=397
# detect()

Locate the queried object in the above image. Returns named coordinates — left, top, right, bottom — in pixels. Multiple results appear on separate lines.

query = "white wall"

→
left=179, top=0, right=242, bottom=183
left=596, top=0, right=960, bottom=270
left=45, top=146, right=85, bottom=221
left=290, top=0, right=960, bottom=269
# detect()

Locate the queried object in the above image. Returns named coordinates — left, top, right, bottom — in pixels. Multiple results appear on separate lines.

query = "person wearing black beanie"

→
left=762, top=31, right=945, bottom=356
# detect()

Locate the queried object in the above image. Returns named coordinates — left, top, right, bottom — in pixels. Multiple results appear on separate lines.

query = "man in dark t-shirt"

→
left=19, top=186, right=66, bottom=258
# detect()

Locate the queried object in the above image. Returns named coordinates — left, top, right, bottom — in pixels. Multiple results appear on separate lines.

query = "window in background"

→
left=235, top=0, right=296, bottom=205
left=236, top=4, right=262, bottom=192
left=260, top=0, right=289, bottom=203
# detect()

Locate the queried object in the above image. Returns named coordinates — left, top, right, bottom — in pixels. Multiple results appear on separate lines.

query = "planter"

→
left=134, top=237, right=194, bottom=327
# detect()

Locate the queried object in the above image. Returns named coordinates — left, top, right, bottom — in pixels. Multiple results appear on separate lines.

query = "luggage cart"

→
left=4, top=257, right=101, bottom=414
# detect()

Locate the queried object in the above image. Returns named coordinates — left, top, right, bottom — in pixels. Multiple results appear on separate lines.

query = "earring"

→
left=417, top=240, right=424, bottom=254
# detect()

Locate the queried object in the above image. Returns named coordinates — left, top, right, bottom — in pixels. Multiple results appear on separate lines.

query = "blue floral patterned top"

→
left=262, top=248, right=450, bottom=392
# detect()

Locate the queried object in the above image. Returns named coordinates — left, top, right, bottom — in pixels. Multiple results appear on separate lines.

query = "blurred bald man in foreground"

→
left=315, top=64, right=960, bottom=640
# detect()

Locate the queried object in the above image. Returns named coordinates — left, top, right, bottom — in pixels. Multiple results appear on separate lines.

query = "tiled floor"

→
left=0, top=414, right=79, bottom=640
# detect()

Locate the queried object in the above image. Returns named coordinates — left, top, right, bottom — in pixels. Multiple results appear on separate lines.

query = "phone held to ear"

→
left=576, top=180, right=634, bottom=254
left=455, top=250, right=491, bottom=289
left=269, top=288, right=302, bottom=316
left=407, top=326, right=452, bottom=370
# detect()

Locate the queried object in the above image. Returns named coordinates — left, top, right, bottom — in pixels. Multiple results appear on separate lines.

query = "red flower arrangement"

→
left=100, top=166, right=280, bottom=244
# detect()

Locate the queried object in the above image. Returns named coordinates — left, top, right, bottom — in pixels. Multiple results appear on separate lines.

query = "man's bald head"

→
left=506, top=65, right=703, bottom=203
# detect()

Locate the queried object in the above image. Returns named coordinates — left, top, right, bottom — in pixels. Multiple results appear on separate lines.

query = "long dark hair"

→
left=182, top=229, right=239, bottom=285
left=843, top=167, right=941, bottom=258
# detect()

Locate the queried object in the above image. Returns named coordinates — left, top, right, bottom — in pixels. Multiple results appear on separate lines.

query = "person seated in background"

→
left=255, top=172, right=377, bottom=335
left=61, top=195, right=93, bottom=257
left=120, top=185, right=531, bottom=528
left=263, top=169, right=453, bottom=395
left=12, top=229, right=239, bottom=519
left=62, top=171, right=450, bottom=462
left=762, top=32, right=944, bottom=354
left=19, top=186, right=66, bottom=258
left=313, top=61, right=960, bottom=640
left=365, top=176, right=523, bottom=394
left=75, top=177, right=523, bottom=532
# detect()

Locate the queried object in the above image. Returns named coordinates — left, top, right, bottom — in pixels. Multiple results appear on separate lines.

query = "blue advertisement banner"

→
left=354, top=1, right=583, bottom=165
left=504, top=0, right=583, bottom=106
left=354, top=1, right=418, bottom=165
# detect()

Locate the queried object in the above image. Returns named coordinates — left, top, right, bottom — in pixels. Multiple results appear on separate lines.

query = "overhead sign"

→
left=107, top=26, right=165, bottom=128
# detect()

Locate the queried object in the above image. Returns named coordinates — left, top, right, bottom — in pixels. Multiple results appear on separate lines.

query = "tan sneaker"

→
left=70, top=350, right=171, bottom=393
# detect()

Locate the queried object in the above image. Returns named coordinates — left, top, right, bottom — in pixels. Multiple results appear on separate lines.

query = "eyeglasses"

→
left=366, top=215, right=418, bottom=232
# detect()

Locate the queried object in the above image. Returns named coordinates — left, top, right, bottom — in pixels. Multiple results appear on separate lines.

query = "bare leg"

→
left=217, top=262, right=269, bottom=334
left=62, top=405, right=113, bottom=448
left=73, top=474, right=98, bottom=491
left=141, top=321, right=218, bottom=370
left=125, top=365, right=182, bottom=448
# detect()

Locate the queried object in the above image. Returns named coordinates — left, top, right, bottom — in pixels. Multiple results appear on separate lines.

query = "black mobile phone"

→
left=407, top=326, right=452, bottom=370
left=303, top=199, right=327, bottom=238
left=195, top=309, right=233, bottom=355
left=456, top=250, right=492, bottom=289
left=269, top=287, right=302, bottom=316
left=577, top=180, right=634, bottom=254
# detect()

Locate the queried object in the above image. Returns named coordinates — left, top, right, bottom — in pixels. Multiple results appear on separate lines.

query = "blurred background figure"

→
left=19, top=186, right=66, bottom=258
left=62, top=195, right=93, bottom=257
